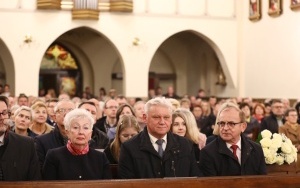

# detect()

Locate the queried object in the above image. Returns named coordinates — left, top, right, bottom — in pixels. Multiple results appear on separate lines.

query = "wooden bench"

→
left=2, top=175, right=300, bottom=188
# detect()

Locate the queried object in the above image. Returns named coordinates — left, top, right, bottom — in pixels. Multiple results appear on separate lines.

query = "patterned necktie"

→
left=156, top=139, right=164, bottom=157
left=231, top=144, right=238, bottom=160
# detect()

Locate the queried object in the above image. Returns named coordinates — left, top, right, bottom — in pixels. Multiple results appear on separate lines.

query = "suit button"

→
left=158, top=172, right=161, bottom=175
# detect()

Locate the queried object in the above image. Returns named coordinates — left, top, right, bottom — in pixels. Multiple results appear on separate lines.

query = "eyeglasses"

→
left=56, top=108, right=74, bottom=114
left=106, top=106, right=118, bottom=110
left=217, top=121, right=242, bottom=128
left=0, top=110, right=9, bottom=117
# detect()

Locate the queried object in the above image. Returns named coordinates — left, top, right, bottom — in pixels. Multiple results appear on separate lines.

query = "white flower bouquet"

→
left=260, top=130, right=297, bottom=165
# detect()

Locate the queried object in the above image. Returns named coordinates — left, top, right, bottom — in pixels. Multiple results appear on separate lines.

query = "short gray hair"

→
left=63, top=108, right=95, bottom=131
left=14, top=106, right=32, bottom=120
left=144, top=97, right=173, bottom=115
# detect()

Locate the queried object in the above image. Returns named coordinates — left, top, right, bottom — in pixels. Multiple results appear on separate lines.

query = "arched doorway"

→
left=39, top=44, right=81, bottom=98
left=149, top=30, right=225, bottom=98
left=39, top=27, right=124, bottom=99
left=0, top=39, right=15, bottom=96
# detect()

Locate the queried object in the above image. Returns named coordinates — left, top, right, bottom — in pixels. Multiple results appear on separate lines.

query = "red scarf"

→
left=66, top=140, right=89, bottom=155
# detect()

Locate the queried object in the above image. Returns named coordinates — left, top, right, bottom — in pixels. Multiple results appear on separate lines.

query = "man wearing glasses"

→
left=95, top=99, right=119, bottom=140
left=35, top=99, right=75, bottom=169
left=199, top=102, right=266, bottom=176
left=260, top=99, right=285, bottom=134
left=0, top=96, right=40, bottom=180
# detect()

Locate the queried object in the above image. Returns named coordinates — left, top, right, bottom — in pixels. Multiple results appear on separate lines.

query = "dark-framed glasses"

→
left=0, top=110, right=9, bottom=117
left=56, top=108, right=74, bottom=114
left=217, top=121, right=242, bottom=128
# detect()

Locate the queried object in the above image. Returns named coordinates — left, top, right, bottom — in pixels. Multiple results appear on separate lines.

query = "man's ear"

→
left=241, top=122, right=247, bottom=133
left=142, top=114, right=147, bottom=122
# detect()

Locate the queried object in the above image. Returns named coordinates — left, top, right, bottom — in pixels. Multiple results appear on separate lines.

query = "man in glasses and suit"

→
left=199, top=102, right=266, bottom=176
left=0, top=96, right=40, bottom=180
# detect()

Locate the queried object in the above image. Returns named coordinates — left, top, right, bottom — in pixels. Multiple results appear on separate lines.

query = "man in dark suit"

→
left=118, top=97, right=200, bottom=178
left=35, top=99, right=75, bottom=169
left=199, top=102, right=266, bottom=176
left=0, top=96, right=40, bottom=181
left=260, top=99, right=284, bottom=134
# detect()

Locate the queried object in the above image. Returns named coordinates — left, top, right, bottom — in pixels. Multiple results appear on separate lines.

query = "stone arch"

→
left=0, top=39, right=15, bottom=96
left=39, top=26, right=124, bottom=98
left=149, top=30, right=232, bottom=97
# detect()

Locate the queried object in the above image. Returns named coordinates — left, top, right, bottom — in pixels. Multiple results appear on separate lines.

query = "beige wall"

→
left=4, top=0, right=295, bottom=99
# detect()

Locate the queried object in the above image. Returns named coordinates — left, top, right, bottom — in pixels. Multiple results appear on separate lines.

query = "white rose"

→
left=285, top=154, right=295, bottom=164
left=281, top=142, right=292, bottom=154
left=276, top=155, right=284, bottom=165
left=271, top=137, right=282, bottom=149
left=260, top=138, right=272, bottom=148
left=262, top=148, right=271, bottom=157
left=272, top=133, right=282, bottom=140
left=261, top=130, right=272, bottom=139
left=265, top=153, right=276, bottom=164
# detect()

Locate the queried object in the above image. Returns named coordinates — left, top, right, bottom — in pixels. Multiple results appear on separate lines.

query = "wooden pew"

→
left=2, top=175, right=300, bottom=188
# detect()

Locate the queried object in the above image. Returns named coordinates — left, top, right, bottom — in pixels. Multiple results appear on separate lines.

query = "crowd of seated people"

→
left=1, top=86, right=300, bottom=181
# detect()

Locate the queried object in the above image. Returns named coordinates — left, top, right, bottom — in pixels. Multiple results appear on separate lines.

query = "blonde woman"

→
left=14, top=106, right=33, bottom=136
left=29, top=102, right=53, bottom=138
left=104, top=114, right=140, bottom=164
left=171, top=108, right=207, bottom=164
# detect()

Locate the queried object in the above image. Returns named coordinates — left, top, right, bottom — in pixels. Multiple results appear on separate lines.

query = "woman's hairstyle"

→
left=31, top=101, right=47, bottom=111
left=14, top=106, right=33, bottom=121
left=168, top=98, right=180, bottom=111
left=144, top=97, right=173, bottom=115
left=171, top=108, right=201, bottom=144
left=63, top=108, right=94, bottom=131
left=201, top=100, right=212, bottom=116
left=110, top=114, right=140, bottom=162
left=116, top=104, right=135, bottom=123
left=252, top=102, right=266, bottom=115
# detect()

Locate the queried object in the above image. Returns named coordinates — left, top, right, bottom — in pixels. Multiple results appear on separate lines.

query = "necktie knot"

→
left=156, top=139, right=164, bottom=157
left=156, top=139, right=163, bottom=146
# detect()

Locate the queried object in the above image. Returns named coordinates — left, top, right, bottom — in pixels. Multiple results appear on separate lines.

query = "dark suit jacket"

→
left=42, top=146, right=111, bottom=180
left=118, top=128, right=200, bottom=178
left=1, top=131, right=41, bottom=181
left=35, top=126, right=65, bottom=169
left=199, top=135, right=266, bottom=176
left=260, top=113, right=284, bottom=134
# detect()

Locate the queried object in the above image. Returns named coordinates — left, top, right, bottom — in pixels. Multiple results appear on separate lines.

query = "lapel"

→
left=217, top=136, right=236, bottom=160
left=240, top=135, right=253, bottom=166
left=163, top=132, right=180, bottom=162
left=139, top=128, right=161, bottom=158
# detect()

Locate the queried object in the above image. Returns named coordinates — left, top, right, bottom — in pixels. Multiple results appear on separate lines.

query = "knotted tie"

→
left=156, top=139, right=164, bottom=157
left=231, top=144, right=238, bottom=160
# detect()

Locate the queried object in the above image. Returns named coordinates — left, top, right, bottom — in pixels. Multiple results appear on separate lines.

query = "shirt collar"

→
left=226, top=136, right=242, bottom=149
left=0, top=133, right=5, bottom=146
left=148, top=132, right=167, bottom=145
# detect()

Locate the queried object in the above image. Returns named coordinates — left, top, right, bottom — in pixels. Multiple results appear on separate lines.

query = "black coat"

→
left=199, top=135, right=266, bottom=176
left=260, top=113, right=284, bottom=134
left=0, top=131, right=41, bottom=181
left=118, top=128, right=200, bottom=178
left=35, top=126, right=66, bottom=169
left=35, top=126, right=109, bottom=169
left=42, top=146, right=111, bottom=180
